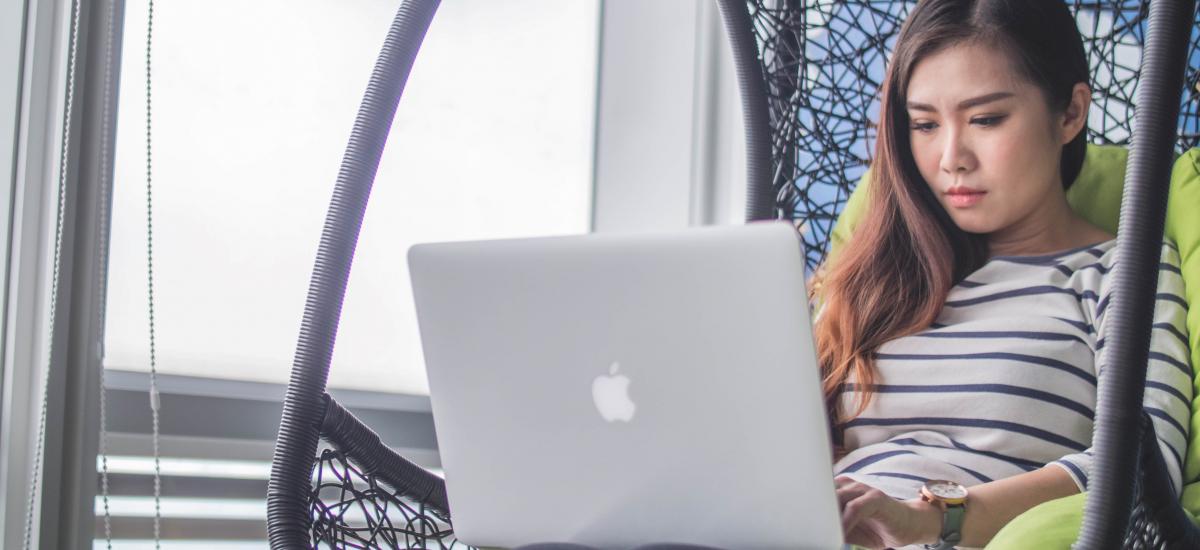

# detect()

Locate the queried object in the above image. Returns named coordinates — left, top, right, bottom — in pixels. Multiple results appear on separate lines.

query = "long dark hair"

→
left=811, top=0, right=1092, bottom=438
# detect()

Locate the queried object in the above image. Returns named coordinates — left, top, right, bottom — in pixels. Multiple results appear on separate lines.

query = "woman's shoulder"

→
left=1082, top=238, right=1183, bottom=301
left=980, top=237, right=1116, bottom=273
left=1059, top=236, right=1182, bottom=281
left=957, top=237, right=1116, bottom=294
left=1094, top=237, right=1182, bottom=267
left=1063, top=221, right=1182, bottom=270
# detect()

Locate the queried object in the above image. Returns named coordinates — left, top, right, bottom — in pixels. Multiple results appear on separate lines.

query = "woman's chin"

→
left=947, top=215, right=999, bottom=235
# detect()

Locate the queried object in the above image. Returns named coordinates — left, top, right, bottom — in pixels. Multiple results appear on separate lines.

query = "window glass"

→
left=104, top=0, right=600, bottom=395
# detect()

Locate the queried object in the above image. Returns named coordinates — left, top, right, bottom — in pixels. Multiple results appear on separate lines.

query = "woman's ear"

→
left=1060, top=82, right=1091, bottom=144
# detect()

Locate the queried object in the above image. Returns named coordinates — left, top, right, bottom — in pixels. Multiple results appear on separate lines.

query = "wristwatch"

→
left=920, top=479, right=969, bottom=550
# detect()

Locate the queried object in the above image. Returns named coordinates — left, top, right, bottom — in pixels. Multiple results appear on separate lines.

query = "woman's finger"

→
left=836, top=483, right=868, bottom=507
left=834, top=475, right=858, bottom=488
left=840, top=488, right=885, bottom=535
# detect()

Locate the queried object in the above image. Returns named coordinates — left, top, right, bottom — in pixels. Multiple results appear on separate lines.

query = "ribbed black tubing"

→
left=717, top=0, right=774, bottom=222
left=1074, top=0, right=1197, bottom=548
left=320, top=394, right=450, bottom=516
left=265, top=0, right=441, bottom=547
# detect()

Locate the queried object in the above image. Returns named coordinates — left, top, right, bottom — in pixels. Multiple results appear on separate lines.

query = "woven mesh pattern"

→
left=1119, top=411, right=1200, bottom=550
left=1124, top=441, right=1168, bottom=550
left=1125, top=502, right=1170, bottom=550
left=309, top=449, right=467, bottom=549
left=750, top=0, right=1200, bottom=272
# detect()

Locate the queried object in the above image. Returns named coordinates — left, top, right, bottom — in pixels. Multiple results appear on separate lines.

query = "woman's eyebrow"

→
left=906, top=91, right=1016, bottom=112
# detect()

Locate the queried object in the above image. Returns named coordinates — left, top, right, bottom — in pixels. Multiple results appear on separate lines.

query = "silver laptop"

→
left=407, top=221, right=844, bottom=550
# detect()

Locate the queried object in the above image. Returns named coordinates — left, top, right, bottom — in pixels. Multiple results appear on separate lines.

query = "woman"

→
left=811, top=0, right=1192, bottom=548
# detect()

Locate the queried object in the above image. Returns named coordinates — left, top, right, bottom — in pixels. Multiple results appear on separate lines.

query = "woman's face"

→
left=905, top=42, right=1077, bottom=236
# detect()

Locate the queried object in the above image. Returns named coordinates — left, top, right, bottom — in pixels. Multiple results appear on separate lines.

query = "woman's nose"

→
left=939, top=131, right=975, bottom=174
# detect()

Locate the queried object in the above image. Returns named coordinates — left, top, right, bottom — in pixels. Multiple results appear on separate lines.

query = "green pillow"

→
left=1172, top=149, right=1200, bottom=517
left=825, top=145, right=1200, bottom=546
left=988, top=492, right=1088, bottom=549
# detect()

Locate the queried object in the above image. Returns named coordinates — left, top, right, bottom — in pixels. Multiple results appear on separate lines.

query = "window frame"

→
left=1, top=0, right=120, bottom=547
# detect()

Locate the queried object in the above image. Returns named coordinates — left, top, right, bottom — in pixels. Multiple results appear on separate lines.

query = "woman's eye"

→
left=972, top=115, right=1006, bottom=127
left=911, top=122, right=937, bottom=133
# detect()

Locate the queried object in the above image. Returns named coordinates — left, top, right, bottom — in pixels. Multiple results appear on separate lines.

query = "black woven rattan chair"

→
left=266, top=1, right=1200, bottom=548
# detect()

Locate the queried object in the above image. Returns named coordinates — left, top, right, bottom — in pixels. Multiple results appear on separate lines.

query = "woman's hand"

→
left=835, top=475, right=940, bottom=549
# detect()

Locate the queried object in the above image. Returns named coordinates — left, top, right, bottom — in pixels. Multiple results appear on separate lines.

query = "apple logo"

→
left=592, top=361, right=636, bottom=422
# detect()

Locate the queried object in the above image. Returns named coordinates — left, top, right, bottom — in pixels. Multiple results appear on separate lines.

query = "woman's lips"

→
left=946, top=188, right=986, bottom=208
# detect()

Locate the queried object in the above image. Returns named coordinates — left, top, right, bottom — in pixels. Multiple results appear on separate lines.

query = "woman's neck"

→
left=986, top=194, right=1108, bottom=257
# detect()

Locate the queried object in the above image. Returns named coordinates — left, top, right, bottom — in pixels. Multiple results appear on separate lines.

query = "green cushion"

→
left=1172, top=149, right=1200, bottom=517
left=987, top=492, right=1087, bottom=549
left=825, top=144, right=1200, bottom=546
left=987, top=495, right=1199, bottom=550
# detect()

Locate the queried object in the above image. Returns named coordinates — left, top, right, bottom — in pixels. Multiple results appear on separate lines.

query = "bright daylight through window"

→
left=104, top=0, right=600, bottom=396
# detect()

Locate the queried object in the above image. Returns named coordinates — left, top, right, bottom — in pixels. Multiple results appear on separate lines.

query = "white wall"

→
left=592, top=0, right=746, bottom=233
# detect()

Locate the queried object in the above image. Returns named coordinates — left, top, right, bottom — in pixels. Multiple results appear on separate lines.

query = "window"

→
left=103, top=0, right=601, bottom=396
left=96, top=1, right=600, bottom=547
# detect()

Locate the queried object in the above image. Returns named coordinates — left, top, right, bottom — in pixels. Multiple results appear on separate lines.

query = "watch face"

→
left=927, top=480, right=968, bottom=500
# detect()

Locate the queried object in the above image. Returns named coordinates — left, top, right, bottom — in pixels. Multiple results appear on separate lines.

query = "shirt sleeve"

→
left=1049, top=242, right=1192, bottom=496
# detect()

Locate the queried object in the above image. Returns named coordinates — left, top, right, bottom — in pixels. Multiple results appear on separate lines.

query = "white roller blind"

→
left=103, top=0, right=600, bottom=395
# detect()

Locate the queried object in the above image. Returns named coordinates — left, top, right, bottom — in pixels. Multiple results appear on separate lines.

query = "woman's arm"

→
left=904, top=464, right=1080, bottom=547
left=838, top=465, right=1079, bottom=548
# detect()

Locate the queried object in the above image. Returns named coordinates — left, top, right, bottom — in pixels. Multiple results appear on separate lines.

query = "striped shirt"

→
left=831, top=239, right=1192, bottom=503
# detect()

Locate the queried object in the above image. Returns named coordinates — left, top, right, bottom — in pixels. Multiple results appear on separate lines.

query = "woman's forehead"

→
left=906, top=43, right=1030, bottom=108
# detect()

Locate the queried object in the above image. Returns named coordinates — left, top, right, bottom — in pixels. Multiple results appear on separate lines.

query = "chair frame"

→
left=265, top=1, right=1200, bottom=548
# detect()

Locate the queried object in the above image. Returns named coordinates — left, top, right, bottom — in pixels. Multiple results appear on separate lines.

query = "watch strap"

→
left=924, top=503, right=965, bottom=550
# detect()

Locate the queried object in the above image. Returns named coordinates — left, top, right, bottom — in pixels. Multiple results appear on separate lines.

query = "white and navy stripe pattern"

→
left=832, top=239, right=1191, bottom=501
